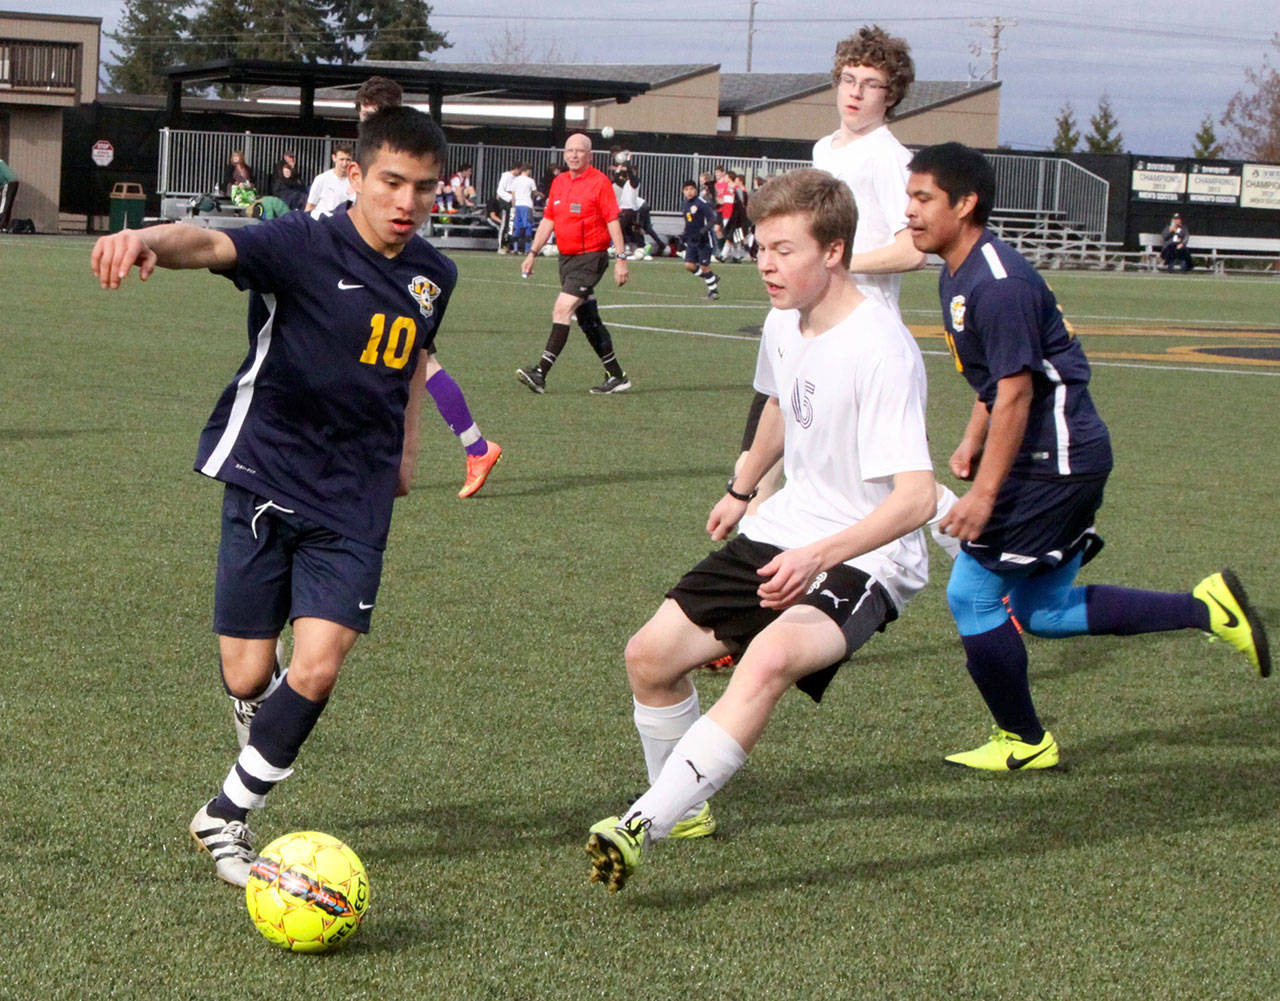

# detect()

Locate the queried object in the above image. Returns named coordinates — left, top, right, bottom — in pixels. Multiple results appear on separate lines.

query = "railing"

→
left=0, top=39, right=79, bottom=93
left=988, top=153, right=1109, bottom=238
left=157, top=128, right=809, bottom=213
left=157, top=127, right=1108, bottom=242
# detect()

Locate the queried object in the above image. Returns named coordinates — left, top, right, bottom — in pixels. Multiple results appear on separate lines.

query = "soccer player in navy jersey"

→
left=904, top=142, right=1270, bottom=771
left=679, top=179, right=722, bottom=299
left=92, top=107, right=455, bottom=886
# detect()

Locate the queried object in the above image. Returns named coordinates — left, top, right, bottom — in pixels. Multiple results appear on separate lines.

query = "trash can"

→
left=108, top=182, right=146, bottom=232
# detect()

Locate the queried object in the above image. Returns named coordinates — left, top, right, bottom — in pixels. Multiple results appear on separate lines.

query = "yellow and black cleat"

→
left=1194, top=570, right=1272, bottom=678
left=586, top=815, right=646, bottom=893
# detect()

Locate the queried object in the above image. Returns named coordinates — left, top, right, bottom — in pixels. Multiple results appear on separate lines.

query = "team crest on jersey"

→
left=408, top=275, right=442, bottom=319
left=949, top=295, right=966, bottom=332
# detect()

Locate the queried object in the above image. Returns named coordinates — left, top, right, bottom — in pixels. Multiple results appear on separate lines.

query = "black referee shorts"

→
left=558, top=250, right=609, bottom=296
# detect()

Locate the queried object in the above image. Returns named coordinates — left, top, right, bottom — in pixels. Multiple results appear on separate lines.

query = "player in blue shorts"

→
left=92, top=107, right=455, bottom=886
left=905, top=142, right=1271, bottom=770
left=680, top=179, right=722, bottom=299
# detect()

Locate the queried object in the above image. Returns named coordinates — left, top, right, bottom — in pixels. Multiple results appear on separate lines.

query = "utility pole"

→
left=746, top=0, right=758, bottom=72
left=967, top=16, right=1016, bottom=80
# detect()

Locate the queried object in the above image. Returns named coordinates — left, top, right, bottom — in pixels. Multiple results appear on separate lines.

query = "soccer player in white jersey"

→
left=734, top=25, right=955, bottom=573
left=812, top=24, right=926, bottom=311
left=586, top=169, right=938, bottom=892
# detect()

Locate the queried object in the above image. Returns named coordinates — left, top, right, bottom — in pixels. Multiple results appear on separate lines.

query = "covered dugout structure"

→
left=158, top=59, right=650, bottom=145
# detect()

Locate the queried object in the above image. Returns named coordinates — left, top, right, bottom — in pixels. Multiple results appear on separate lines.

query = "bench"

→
left=1139, top=232, right=1280, bottom=274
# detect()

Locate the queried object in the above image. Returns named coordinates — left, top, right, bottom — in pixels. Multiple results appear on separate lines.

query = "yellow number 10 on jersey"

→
left=359, top=314, right=418, bottom=369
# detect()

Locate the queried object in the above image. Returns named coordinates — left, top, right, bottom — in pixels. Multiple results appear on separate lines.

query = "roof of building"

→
left=160, top=59, right=654, bottom=106
left=393, top=61, right=719, bottom=90
left=718, top=73, right=1000, bottom=117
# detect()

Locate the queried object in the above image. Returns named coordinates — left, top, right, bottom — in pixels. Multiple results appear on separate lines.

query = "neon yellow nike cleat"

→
left=1193, top=570, right=1271, bottom=678
left=668, top=802, right=717, bottom=840
left=586, top=814, right=648, bottom=893
left=945, top=726, right=1059, bottom=771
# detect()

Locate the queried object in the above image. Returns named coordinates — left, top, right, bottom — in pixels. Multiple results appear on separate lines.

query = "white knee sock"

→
left=633, top=691, right=701, bottom=784
left=626, top=715, right=747, bottom=842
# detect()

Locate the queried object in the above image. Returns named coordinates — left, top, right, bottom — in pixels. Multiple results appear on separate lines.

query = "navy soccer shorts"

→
left=683, top=237, right=713, bottom=267
left=666, top=535, right=897, bottom=702
left=214, top=483, right=384, bottom=638
left=558, top=250, right=609, bottom=296
left=961, top=472, right=1107, bottom=574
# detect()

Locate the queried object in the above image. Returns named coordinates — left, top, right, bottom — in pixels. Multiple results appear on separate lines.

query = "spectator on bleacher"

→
left=305, top=143, right=354, bottom=220
left=221, top=151, right=256, bottom=198
left=270, top=153, right=307, bottom=211
left=540, top=162, right=562, bottom=200
left=450, top=164, right=476, bottom=208
left=1161, top=213, right=1193, bottom=272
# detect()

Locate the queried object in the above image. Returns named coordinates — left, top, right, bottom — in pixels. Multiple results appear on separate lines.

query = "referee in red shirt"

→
left=518, top=133, right=632, bottom=394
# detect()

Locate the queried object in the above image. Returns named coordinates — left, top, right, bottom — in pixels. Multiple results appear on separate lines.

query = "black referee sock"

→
left=539, top=323, right=570, bottom=373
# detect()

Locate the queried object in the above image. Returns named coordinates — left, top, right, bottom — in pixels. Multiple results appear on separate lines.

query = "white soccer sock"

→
left=634, top=691, right=701, bottom=784
left=626, top=715, right=747, bottom=842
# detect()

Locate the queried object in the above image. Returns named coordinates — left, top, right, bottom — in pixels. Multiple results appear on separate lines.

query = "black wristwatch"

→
left=725, top=477, right=757, bottom=502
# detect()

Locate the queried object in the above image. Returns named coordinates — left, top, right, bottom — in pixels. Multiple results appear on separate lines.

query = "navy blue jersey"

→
left=682, top=195, right=718, bottom=241
left=195, top=207, right=457, bottom=549
left=939, top=232, right=1111, bottom=478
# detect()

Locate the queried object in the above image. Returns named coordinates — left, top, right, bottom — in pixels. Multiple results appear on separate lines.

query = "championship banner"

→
left=1241, top=163, right=1280, bottom=210
left=1131, top=158, right=1186, bottom=202
left=1187, top=162, right=1241, bottom=205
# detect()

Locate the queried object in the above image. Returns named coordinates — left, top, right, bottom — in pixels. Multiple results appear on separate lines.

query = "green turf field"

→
left=3, top=235, right=1278, bottom=1000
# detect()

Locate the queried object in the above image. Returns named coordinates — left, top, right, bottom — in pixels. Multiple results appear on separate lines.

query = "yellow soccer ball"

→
left=245, top=831, right=370, bottom=953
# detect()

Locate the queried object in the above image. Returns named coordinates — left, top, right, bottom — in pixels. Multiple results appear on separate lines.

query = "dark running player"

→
left=92, top=107, right=455, bottom=886
left=679, top=178, right=722, bottom=299
left=517, top=132, right=632, bottom=395
left=905, top=142, right=1270, bottom=770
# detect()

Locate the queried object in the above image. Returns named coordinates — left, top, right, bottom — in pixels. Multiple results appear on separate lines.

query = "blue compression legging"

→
left=947, top=550, right=1089, bottom=638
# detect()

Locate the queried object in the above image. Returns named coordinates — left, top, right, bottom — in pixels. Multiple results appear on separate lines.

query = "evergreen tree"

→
left=1221, top=32, right=1280, bottom=162
left=104, top=0, right=190, bottom=95
left=1050, top=102, right=1080, bottom=153
left=331, top=0, right=449, bottom=62
left=250, top=0, right=340, bottom=62
left=188, top=0, right=251, bottom=65
left=1192, top=114, right=1224, bottom=159
left=1084, top=95, right=1124, bottom=154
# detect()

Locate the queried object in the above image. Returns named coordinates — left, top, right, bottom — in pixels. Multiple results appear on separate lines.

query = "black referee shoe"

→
left=589, top=373, right=632, bottom=395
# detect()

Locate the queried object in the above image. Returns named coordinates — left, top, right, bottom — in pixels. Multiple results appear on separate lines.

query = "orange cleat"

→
left=459, top=441, right=502, bottom=498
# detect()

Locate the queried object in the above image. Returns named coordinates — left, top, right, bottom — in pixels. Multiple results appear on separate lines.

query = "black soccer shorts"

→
left=666, top=535, right=897, bottom=702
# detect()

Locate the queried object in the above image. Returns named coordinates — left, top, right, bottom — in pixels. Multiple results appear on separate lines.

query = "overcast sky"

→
left=18, top=0, right=1280, bottom=157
